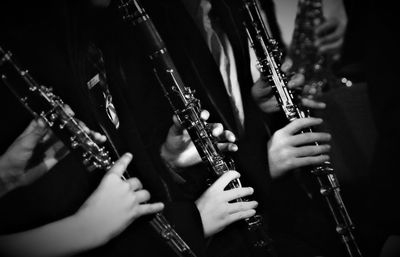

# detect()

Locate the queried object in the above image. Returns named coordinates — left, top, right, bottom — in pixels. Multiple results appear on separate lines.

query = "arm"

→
left=0, top=153, right=164, bottom=257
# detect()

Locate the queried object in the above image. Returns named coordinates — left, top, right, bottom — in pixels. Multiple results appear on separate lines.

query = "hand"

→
left=0, top=114, right=107, bottom=197
left=160, top=110, right=237, bottom=169
left=64, top=104, right=107, bottom=144
left=282, top=59, right=327, bottom=108
left=75, top=153, right=164, bottom=246
left=251, top=59, right=326, bottom=113
left=195, top=170, right=257, bottom=237
left=314, top=16, right=347, bottom=58
left=268, top=118, right=331, bottom=179
left=0, top=120, right=62, bottom=197
left=251, top=76, right=279, bottom=113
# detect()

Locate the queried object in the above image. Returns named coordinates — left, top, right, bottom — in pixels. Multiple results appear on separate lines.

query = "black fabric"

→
left=366, top=0, right=400, bottom=255
left=0, top=2, right=207, bottom=256
left=128, top=1, right=347, bottom=256
left=137, top=0, right=272, bottom=211
left=110, top=1, right=311, bottom=256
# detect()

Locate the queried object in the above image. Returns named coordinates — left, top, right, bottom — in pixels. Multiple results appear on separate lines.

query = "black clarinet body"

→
left=236, top=1, right=362, bottom=257
left=116, top=0, right=276, bottom=256
left=0, top=45, right=197, bottom=257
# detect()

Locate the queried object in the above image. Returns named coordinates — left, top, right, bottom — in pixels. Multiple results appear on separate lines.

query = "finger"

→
left=170, top=115, right=184, bottom=135
left=213, top=129, right=236, bottom=143
left=210, top=123, right=224, bottom=138
left=76, top=120, right=107, bottom=143
left=281, top=118, right=323, bottom=135
left=63, top=104, right=75, bottom=116
left=172, top=115, right=180, bottom=127
left=281, top=58, right=293, bottom=73
left=78, top=120, right=90, bottom=134
left=127, top=177, right=143, bottom=191
left=288, top=74, right=305, bottom=89
left=200, top=109, right=210, bottom=121
left=226, top=209, right=256, bottom=224
left=210, top=170, right=240, bottom=191
left=252, top=78, right=275, bottom=103
left=301, top=98, right=326, bottom=109
left=315, top=19, right=345, bottom=46
left=254, top=86, right=275, bottom=100
left=19, top=119, right=45, bottom=137
left=292, top=155, right=330, bottom=169
left=217, top=142, right=238, bottom=152
left=304, top=85, right=318, bottom=98
left=42, top=142, right=70, bottom=170
left=316, top=32, right=343, bottom=48
left=253, top=77, right=271, bottom=89
left=19, top=163, right=51, bottom=187
left=17, top=120, right=48, bottom=149
left=315, top=19, right=338, bottom=37
left=290, top=132, right=331, bottom=146
left=318, top=39, right=344, bottom=55
left=227, top=200, right=258, bottom=214
left=293, top=144, right=331, bottom=157
left=258, top=99, right=280, bottom=113
left=89, top=130, right=107, bottom=143
left=134, top=202, right=164, bottom=217
left=108, top=153, right=132, bottom=177
left=40, top=129, right=57, bottom=144
left=222, top=187, right=254, bottom=202
left=222, top=130, right=236, bottom=143
left=133, top=189, right=151, bottom=203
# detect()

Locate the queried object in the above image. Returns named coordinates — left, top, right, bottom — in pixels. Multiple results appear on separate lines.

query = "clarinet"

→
left=0, top=46, right=197, bottom=257
left=116, top=1, right=276, bottom=256
left=288, top=0, right=351, bottom=97
left=237, top=1, right=362, bottom=257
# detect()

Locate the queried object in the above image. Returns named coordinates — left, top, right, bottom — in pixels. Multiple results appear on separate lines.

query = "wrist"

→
left=160, top=144, right=187, bottom=183
left=73, top=207, right=109, bottom=249
left=194, top=200, right=209, bottom=238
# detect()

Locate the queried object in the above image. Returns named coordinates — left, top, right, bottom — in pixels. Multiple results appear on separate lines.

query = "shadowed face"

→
left=181, top=0, right=213, bottom=40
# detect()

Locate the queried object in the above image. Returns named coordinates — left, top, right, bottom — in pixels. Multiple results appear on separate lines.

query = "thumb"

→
left=281, top=58, right=293, bottom=73
left=107, top=153, right=132, bottom=177
left=170, top=115, right=184, bottom=136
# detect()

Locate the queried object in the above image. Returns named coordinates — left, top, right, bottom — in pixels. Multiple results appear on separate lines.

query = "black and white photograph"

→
left=0, top=1, right=397, bottom=257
